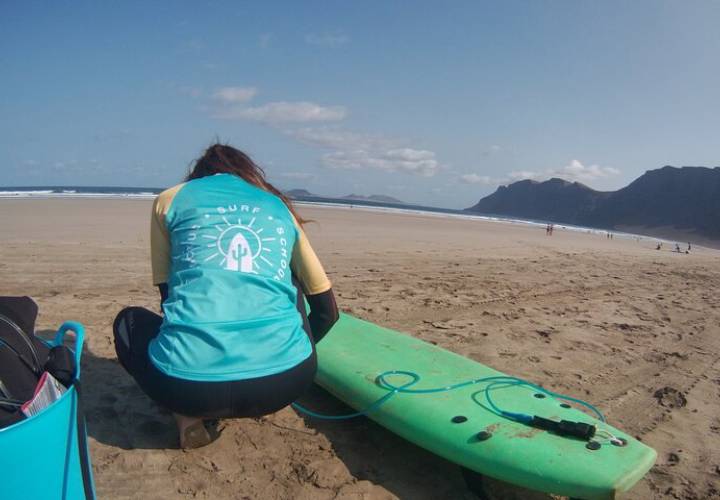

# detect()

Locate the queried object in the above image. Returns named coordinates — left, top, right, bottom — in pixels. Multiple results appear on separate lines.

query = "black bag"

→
left=0, top=296, right=93, bottom=499
left=0, top=297, right=75, bottom=428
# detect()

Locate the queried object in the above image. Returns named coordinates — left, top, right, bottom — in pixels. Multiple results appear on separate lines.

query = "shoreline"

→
left=2, top=196, right=718, bottom=251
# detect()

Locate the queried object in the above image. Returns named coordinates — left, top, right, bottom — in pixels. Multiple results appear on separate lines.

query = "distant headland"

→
left=466, top=165, right=720, bottom=244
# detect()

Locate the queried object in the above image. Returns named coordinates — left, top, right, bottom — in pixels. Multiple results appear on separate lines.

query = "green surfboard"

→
left=314, top=313, right=656, bottom=500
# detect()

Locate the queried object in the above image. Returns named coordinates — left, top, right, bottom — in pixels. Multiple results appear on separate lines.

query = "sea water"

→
left=0, top=186, right=661, bottom=243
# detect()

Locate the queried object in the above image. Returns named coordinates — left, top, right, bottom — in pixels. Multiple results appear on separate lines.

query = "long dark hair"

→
left=186, top=143, right=306, bottom=225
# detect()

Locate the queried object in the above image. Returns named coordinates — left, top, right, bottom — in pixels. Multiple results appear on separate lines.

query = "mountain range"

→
left=466, top=166, right=720, bottom=241
left=285, top=189, right=405, bottom=205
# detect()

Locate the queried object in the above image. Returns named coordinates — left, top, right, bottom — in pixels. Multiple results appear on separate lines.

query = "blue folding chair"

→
left=0, top=321, right=96, bottom=500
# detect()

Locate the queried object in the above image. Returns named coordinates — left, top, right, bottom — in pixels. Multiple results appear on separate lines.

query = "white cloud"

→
left=305, top=33, right=350, bottom=47
left=556, top=159, right=620, bottom=181
left=385, top=148, right=435, bottom=162
left=215, top=101, right=347, bottom=123
left=289, top=127, right=442, bottom=177
left=459, top=160, right=619, bottom=187
left=289, top=127, right=393, bottom=151
left=509, top=160, right=620, bottom=183
left=212, top=87, right=257, bottom=104
left=508, top=170, right=540, bottom=181
left=322, top=148, right=440, bottom=177
left=459, top=173, right=494, bottom=185
left=205, top=87, right=344, bottom=124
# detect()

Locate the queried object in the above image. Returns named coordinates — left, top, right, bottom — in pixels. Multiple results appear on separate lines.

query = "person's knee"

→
left=113, top=309, right=133, bottom=371
left=112, top=306, right=162, bottom=374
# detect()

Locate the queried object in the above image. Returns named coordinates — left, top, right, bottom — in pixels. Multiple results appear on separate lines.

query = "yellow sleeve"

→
left=150, top=183, right=185, bottom=285
left=290, top=220, right=332, bottom=295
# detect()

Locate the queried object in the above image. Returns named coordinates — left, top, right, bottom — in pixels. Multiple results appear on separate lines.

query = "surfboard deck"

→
left=314, top=313, right=656, bottom=500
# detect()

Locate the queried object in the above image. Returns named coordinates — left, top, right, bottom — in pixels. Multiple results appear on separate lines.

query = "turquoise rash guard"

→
left=148, top=174, right=313, bottom=381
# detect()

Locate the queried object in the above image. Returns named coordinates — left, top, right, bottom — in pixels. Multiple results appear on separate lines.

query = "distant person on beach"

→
left=675, top=243, right=681, bottom=253
left=687, top=242, right=691, bottom=253
left=113, top=143, right=338, bottom=448
left=656, top=242, right=662, bottom=250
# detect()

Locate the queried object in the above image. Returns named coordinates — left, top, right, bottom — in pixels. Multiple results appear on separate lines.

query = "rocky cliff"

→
left=466, top=166, right=720, bottom=239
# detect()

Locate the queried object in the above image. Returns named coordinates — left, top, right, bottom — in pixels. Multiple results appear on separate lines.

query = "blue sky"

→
left=1, top=1, right=718, bottom=208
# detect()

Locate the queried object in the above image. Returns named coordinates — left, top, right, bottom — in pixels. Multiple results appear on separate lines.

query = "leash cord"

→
left=292, top=370, right=605, bottom=425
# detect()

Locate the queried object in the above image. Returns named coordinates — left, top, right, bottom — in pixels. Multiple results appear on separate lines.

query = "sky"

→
left=1, top=1, right=719, bottom=208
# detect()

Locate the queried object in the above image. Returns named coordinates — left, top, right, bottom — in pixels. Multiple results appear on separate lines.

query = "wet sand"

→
left=1, top=198, right=719, bottom=499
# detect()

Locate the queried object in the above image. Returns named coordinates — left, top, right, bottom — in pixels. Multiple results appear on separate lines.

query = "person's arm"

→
left=150, top=188, right=178, bottom=312
left=158, top=283, right=169, bottom=310
left=151, top=198, right=170, bottom=312
left=290, top=223, right=338, bottom=342
left=306, top=288, right=338, bottom=342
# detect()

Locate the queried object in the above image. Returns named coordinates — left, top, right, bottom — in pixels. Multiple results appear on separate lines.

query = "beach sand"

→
left=1, top=198, right=719, bottom=499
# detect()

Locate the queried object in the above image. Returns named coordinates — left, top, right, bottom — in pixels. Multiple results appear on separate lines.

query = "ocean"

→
left=0, top=186, right=162, bottom=199
left=0, top=186, right=552, bottom=225
left=0, top=185, right=656, bottom=242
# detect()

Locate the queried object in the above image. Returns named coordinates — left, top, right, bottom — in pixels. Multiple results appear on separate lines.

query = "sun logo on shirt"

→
left=181, top=204, right=291, bottom=280
left=197, top=205, right=289, bottom=278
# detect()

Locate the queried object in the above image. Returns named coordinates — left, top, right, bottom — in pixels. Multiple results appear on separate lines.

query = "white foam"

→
left=0, top=190, right=157, bottom=199
left=0, top=190, right=54, bottom=197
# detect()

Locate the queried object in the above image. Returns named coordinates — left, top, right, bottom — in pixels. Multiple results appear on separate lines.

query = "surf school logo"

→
left=182, top=203, right=290, bottom=280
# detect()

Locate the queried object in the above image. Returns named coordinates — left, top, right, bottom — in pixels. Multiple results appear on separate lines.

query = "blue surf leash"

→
left=292, top=370, right=608, bottom=441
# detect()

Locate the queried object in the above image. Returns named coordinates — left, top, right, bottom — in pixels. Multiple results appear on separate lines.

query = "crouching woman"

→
left=113, top=144, right=338, bottom=448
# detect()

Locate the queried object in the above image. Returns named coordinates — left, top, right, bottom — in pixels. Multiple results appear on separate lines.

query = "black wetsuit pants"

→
left=112, top=307, right=317, bottom=419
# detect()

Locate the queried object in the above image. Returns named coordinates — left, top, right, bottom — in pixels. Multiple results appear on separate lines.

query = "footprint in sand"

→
left=666, top=452, right=681, bottom=466
left=653, top=386, right=688, bottom=408
left=709, top=419, right=720, bottom=434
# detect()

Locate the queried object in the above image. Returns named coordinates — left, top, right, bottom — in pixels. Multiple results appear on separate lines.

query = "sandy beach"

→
left=1, top=198, right=719, bottom=500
